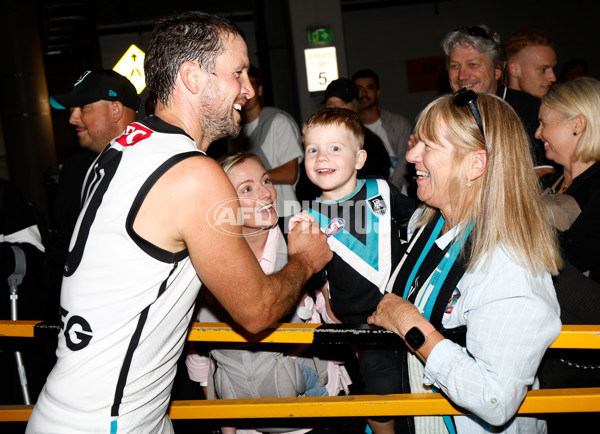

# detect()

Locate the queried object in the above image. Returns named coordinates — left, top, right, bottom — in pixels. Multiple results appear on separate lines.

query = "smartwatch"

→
left=404, top=321, right=436, bottom=352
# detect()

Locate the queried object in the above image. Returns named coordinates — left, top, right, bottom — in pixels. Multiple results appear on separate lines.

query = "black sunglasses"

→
left=454, top=25, right=491, bottom=40
left=453, top=88, right=486, bottom=139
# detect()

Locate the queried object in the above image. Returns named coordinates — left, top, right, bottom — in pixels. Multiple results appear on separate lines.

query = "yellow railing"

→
left=1, top=321, right=599, bottom=423
left=3, top=321, right=600, bottom=349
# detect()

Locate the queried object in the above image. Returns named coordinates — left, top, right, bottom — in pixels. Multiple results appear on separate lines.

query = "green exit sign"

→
left=308, top=28, right=332, bottom=44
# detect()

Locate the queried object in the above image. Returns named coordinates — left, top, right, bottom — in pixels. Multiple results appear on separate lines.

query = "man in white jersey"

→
left=26, top=11, right=331, bottom=434
left=352, top=68, right=413, bottom=192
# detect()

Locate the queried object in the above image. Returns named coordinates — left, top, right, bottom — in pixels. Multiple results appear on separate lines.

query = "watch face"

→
left=405, top=326, right=426, bottom=351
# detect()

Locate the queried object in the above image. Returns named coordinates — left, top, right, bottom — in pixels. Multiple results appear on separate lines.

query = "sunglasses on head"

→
left=453, top=88, right=486, bottom=140
left=454, top=25, right=491, bottom=40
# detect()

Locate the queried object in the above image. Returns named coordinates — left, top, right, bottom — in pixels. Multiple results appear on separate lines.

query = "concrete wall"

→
left=343, top=0, right=599, bottom=125
left=96, top=0, right=599, bottom=125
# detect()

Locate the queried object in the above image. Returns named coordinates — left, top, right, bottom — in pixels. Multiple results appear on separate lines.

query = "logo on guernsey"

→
left=367, top=194, right=387, bottom=216
left=115, top=122, right=153, bottom=147
left=326, top=218, right=345, bottom=237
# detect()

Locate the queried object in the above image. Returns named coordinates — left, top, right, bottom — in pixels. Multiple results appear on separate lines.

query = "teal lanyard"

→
left=402, top=215, right=472, bottom=434
left=403, top=216, right=472, bottom=320
left=402, top=216, right=445, bottom=309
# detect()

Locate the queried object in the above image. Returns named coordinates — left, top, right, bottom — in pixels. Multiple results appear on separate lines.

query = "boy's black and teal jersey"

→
left=306, top=178, right=415, bottom=324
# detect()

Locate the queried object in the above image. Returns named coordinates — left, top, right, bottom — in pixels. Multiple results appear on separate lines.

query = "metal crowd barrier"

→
left=1, top=321, right=599, bottom=423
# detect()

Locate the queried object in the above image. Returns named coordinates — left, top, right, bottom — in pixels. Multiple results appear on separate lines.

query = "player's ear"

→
left=179, top=61, right=201, bottom=94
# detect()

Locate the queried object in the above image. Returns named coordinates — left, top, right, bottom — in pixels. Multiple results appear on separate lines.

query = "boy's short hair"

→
left=302, top=107, right=365, bottom=149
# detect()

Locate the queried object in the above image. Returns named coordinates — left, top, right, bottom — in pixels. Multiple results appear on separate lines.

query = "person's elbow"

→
left=474, top=387, right=527, bottom=427
left=230, top=302, right=281, bottom=334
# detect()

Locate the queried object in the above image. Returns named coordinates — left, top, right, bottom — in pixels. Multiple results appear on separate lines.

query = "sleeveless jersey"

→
left=306, top=178, right=413, bottom=324
left=27, top=116, right=204, bottom=434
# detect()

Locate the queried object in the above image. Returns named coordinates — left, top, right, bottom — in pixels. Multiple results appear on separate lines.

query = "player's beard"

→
left=202, top=107, right=241, bottom=143
left=199, top=87, right=242, bottom=143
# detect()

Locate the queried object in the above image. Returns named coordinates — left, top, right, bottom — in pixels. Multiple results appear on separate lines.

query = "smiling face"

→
left=509, top=45, right=557, bottom=98
left=535, top=103, right=578, bottom=168
left=227, top=157, right=278, bottom=233
left=303, top=124, right=366, bottom=201
left=406, top=119, right=457, bottom=218
left=200, top=34, right=255, bottom=142
left=448, top=44, right=502, bottom=94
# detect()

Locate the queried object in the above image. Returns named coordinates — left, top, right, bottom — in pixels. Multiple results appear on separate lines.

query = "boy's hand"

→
left=288, top=210, right=315, bottom=232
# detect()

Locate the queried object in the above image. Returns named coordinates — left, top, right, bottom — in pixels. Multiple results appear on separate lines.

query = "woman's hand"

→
left=367, top=293, right=425, bottom=339
left=368, top=293, right=444, bottom=361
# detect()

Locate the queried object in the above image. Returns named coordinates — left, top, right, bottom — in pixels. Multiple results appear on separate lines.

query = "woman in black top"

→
left=536, top=77, right=600, bottom=282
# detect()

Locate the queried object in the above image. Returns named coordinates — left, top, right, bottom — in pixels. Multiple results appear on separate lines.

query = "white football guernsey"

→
left=27, top=116, right=204, bottom=433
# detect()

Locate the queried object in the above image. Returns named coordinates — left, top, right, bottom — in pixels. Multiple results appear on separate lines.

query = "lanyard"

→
left=403, top=215, right=472, bottom=320
left=402, top=214, right=471, bottom=434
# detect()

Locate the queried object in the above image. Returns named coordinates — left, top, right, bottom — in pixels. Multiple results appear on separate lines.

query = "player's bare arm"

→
left=135, top=155, right=331, bottom=333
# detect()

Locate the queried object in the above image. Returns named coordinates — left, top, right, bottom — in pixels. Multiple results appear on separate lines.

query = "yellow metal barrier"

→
left=1, top=321, right=599, bottom=423
left=2, top=321, right=600, bottom=349
left=2, top=388, right=600, bottom=422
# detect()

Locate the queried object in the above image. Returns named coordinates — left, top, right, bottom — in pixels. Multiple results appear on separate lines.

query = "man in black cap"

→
left=50, top=69, right=140, bottom=154
left=49, top=69, right=140, bottom=290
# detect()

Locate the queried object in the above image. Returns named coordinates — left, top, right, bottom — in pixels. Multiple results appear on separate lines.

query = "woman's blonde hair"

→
left=541, top=77, right=600, bottom=163
left=414, top=92, right=561, bottom=274
left=217, top=152, right=266, bottom=176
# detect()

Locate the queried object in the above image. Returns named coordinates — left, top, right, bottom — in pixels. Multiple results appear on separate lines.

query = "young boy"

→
left=291, top=107, right=415, bottom=434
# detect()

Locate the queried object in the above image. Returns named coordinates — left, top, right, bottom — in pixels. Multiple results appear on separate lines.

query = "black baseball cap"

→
left=323, top=78, right=359, bottom=104
left=50, top=70, right=141, bottom=111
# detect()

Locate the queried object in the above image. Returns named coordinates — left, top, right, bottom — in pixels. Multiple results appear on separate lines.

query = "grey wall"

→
left=343, top=0, right=599, bottom=125
left=96, top=0, right=599, bottom=126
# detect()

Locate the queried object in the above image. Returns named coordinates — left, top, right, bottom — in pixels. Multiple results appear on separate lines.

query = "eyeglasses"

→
left=454, top=25, right=491, bottom=40
left=453, top=88, right=486, bottom=140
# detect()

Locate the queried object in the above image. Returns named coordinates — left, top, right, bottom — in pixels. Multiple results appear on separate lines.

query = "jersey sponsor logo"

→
left=60, top=307, right=93, bottom=351
left=325, top=218, right=345, bottom=237
left=367, top=194, right=387, bottom=216
left=115, top=122, right=153, bottom=147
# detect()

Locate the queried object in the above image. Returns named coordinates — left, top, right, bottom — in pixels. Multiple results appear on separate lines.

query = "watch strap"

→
left=405, top=321, right=436, bottom=352
left=419, top=321, right=436, bottom=337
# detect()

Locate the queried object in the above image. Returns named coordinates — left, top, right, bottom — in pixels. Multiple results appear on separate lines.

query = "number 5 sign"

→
left=304, top=46, right=339, bottom=92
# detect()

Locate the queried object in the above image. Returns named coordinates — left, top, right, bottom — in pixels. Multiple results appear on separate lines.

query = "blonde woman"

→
left=367, top=90, right=562, bottom=433
left=536, top=77, right=600, bottom=281
left=535, top=77, right=600, bottom=433
left=186, top=152, right=350, bottom=434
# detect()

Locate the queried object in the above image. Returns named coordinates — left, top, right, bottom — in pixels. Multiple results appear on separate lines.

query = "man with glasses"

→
left=441, top=25, right=550, bottom=169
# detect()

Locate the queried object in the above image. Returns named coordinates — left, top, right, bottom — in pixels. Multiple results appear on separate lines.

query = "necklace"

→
left=560, top=180, right=571, bottom=193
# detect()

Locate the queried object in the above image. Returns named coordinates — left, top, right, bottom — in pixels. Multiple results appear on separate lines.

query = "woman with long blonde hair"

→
left=368, top=90, right=562, bottom=433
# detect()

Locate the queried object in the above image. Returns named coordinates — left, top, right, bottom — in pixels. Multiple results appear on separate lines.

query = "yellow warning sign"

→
left=113, top=44, right=146, bottom=94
